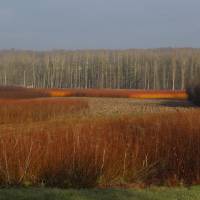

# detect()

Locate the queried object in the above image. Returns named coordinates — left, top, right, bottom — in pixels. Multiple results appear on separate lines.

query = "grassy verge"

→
left=0, top=187, right=200, bottom=200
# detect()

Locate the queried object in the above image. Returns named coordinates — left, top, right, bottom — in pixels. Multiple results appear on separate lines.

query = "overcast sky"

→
left=0, top=0, right=200, bottom=50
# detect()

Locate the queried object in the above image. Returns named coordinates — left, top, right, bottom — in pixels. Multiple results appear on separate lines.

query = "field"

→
left=1, top=186, right=200, bottom=200
left=0, top=87, right=200, bottom=199
left=0, top=86, right=187, bottom=99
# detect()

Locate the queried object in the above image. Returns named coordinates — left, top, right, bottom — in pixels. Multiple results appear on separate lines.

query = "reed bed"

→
left=0, top=106, right=199, bottom=188
left=0, top=98, right=89, bottom=124
left=0, top=86, right=47, bottom=99
left=0, top=87, right=197, bottom=188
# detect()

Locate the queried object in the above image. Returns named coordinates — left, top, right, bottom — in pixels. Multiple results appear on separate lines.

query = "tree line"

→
left=0, top=48, right=199, bottom=90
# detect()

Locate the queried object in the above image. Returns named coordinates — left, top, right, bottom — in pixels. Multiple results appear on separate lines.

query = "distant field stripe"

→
left=45, top=89, right=188, bottom=100
left=0, top=86, right=188, bottom=100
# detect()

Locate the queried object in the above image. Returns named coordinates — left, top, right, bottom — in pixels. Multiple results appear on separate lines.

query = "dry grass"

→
left=0, top=86, right=199, bottom=188
left=47, top=88, right=187, bottom=100
left=0, top=98, right=199, bottom=188
left=83, top=98, right=195, bottom=117
left=0, top=98, right=88, bottom=124
left=0, top=86, right=47, bottom=99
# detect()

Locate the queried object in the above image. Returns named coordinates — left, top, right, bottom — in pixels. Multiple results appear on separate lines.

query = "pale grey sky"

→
left=0, top=0, right=200, bottom=50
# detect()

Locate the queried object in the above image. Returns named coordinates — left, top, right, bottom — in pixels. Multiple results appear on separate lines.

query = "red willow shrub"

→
left=0, top=98, right=89, bottom=124
left=0, top=111, right=200, bottom=188
left=0, top=86, right=187, bottom=100
left=0, top=86, right=47, bottom=99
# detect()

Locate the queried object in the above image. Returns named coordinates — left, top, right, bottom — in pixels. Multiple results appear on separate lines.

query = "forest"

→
left=0, top=48, right=199, bottom=90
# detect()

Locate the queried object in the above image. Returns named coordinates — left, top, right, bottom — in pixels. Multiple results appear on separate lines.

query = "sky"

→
left=0, top=0, right=200, bottom=50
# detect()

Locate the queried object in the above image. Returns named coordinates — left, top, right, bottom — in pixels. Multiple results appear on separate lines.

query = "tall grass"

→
left=0, top=98, right=88, bottom=124
left=0, top=105, right=200, bottom=188
left=0, top=86, right=197, bottom=188
left=0, top=86, right=47, bottom=99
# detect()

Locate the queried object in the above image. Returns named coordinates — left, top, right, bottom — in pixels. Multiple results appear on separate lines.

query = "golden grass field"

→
left=0, top=86, right=199, bottom=188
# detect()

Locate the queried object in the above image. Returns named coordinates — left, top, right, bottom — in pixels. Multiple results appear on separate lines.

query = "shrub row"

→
left=0, top=111, right=200, bottom=188
left=0, top=86, right=187, bottom=100
left=0, top=98, right=89, bottom=124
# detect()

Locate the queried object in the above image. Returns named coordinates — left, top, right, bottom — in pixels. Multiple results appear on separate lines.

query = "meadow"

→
left=0, top=86, right=199, bottom=190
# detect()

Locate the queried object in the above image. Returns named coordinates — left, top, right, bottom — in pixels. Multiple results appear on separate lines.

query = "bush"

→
left=187, top=83, right=200, bottom=106
left=0, top=111, right=200, bottom=188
